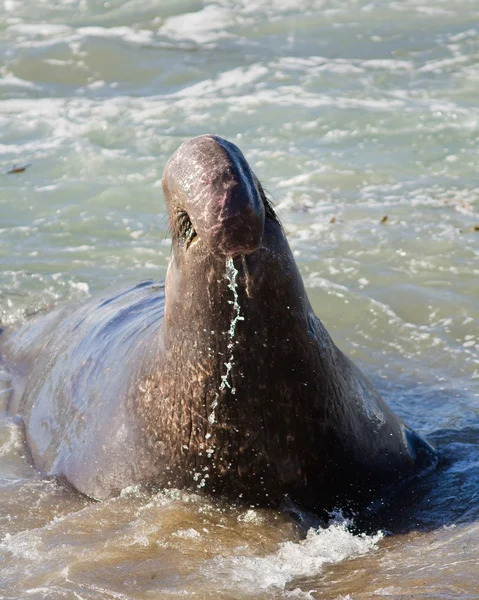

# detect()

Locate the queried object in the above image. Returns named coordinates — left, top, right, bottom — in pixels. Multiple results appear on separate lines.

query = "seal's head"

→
left=161, top=135, right=296, bottom=326
left=162, top=134, right=267, bottom=259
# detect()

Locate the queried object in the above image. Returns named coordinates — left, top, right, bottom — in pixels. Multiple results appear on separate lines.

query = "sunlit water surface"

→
left=1, top=0, right=478, bottom=598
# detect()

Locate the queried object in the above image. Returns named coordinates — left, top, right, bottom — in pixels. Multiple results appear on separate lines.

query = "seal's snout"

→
left=213, top=179, right=264, bottom=258
left=162, top=135, right=265, bottom=257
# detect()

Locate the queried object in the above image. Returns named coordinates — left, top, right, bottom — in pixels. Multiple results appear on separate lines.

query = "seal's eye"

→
left=177, top=211, right=197, bottom=248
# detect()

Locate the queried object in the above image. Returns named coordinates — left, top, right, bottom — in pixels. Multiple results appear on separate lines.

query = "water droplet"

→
left=207, top=257, right=244, bottom=427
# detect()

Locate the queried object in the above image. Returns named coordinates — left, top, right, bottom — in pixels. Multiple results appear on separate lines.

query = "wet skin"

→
left=1, top=135, right=437, bottom=513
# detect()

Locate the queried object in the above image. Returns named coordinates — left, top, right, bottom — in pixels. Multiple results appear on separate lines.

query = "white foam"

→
left=0, top=421, right=23, bottom=457
left=8, top=23, right=72, bottom=37
left=418, top=55, right=469, bottom=74
left=415, top=5, right=455, bottom=16
left=8, top=23, right=154, bottom=49
left=1, top=530, right=43, bottom=562
left=201, top=521, right=383, bottom=594
left=306, top=274, right=349, bottom=297
left=77, top=26, right=154, bottom=45
left=159, top=5, right=236, bottom=44
left=172, top=528, right=201, bottom=539
left=174, top=63, right=269, bottom=98
left=364, top=59, right=414, bottom=71
left=63, top=246, right=95, bottom=253
left=0, top=74, right=39, bottom=90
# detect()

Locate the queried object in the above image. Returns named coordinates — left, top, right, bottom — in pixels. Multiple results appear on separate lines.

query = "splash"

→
left=208, top=257, right=244, bottom=426
left=200, top=519, right=384, bottom=595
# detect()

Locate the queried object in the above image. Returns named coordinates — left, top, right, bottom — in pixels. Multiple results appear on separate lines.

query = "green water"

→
left=1, top=1, right=478, bottom=598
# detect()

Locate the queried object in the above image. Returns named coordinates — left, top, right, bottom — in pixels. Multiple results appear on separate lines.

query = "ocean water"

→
left=1, top=0, right=478, bottom=598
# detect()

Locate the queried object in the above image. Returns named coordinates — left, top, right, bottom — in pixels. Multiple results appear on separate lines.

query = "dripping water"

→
left=207, top=257, right=244, bottom=428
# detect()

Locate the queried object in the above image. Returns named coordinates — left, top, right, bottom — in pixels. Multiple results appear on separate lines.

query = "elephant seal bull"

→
left=1, top=135, right=436, bottom=513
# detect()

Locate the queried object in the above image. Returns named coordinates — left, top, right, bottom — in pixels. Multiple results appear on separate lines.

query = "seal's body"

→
left=2, top=135, right=436, bottom=512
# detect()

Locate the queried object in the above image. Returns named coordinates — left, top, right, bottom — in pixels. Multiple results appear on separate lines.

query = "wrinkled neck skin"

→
left=164, top=211, right=313, bottom=367
left=159, top=218, right=334, bottom=505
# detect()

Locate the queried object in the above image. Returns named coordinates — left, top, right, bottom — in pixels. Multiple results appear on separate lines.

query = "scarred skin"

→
left=1, top=135, right=437, bottom=513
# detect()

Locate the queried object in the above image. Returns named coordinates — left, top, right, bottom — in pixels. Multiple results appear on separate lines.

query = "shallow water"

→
left=1, top=0, right=478, bottom=598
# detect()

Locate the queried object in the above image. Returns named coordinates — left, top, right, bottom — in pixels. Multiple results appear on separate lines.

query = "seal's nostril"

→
left=216, top=212, right=263, bottom=258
